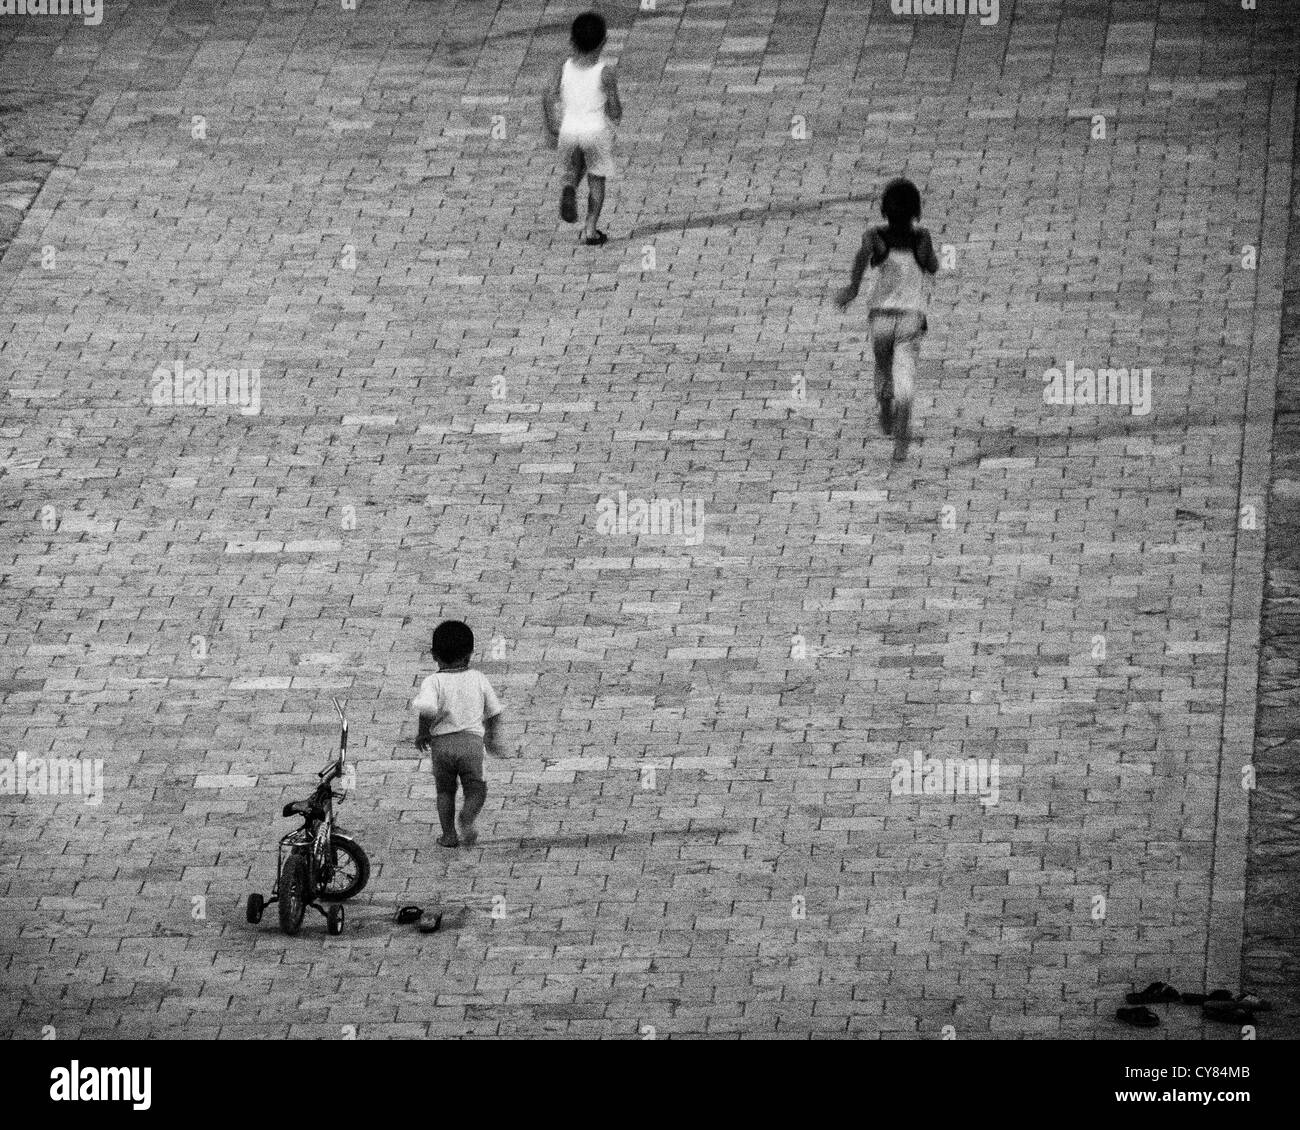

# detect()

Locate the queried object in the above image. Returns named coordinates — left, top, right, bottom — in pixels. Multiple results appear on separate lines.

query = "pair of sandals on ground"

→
left=393, top=904, right=474, bottom=933
left=1116, top=981, right=1271, bottom=1028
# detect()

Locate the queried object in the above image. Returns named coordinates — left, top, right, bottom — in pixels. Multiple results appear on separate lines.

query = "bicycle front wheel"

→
left=320, top=834, right=370, bottom=901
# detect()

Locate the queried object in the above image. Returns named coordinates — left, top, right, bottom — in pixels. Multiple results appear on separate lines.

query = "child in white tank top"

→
left=836, top=178, right=941, bottom=459
left=543, top=11, right=623, bottom=245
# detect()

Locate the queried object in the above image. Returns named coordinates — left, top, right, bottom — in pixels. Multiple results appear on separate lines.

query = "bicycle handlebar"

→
left=315, top=698, right=349, bottom=782
left=333, top=696, right=348, bottom=756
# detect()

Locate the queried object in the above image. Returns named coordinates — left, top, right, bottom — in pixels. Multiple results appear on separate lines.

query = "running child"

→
left=542, top=10, right=623, bottom=245
left=835, top=178, right=940, bottom=455
left=413, top=620, right=506, bottom=848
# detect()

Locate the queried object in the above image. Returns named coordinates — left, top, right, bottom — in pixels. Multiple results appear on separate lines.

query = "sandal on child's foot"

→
left=437, top=833, right=460, bottom=848
left=560, top=186, right=577, bottom=223
left=582, top=229, right=608, bottom=246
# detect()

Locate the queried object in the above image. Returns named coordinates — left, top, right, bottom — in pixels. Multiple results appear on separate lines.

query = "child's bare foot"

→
left=457, top=817, right=478, bottom=846
left=437, top=833, right=460, bottom=848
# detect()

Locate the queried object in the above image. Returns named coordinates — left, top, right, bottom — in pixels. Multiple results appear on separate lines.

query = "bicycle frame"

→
left=248, top=697, right=364, bottom=936
left=272, top=697, right=349, bottom=902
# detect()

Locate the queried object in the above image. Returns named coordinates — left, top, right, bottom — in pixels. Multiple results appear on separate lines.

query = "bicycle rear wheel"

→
left=278, top=852, right=308, bottom=935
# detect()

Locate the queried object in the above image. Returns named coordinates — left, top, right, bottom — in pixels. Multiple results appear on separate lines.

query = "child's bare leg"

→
left=869, top=315, right=895, bottom=434
left=460, top=781, right=486, bottom=829
left=560, top=147, right=585, bottom=223
left=892, top=339, right=917, bottom=405
left=435, top=790, right=458, bottom=845
left=871, top=319, right=895, bottom=401
left=584, top=174, right=606, bottom=238
left=890, top=331, right=919, bottom=459
left=891, top=313, right=924, bottom=406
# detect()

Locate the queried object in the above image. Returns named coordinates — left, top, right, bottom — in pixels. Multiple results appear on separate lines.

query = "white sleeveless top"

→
left=560, top=58, right=608, bottom=135
left=872, top=248, right=926, bottom=313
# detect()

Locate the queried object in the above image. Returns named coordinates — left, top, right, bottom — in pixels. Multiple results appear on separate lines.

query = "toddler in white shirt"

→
left=413, top=620, right=506, bottom=847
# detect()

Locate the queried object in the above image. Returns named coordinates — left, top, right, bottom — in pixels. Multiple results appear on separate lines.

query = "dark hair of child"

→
left=571, top=11, right=607, bottom=54
left=432, top=621, right=474, bottom=666
left=881, top=178, right=922, bottom=228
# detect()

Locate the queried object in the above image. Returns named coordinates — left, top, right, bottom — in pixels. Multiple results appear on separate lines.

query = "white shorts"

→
left=558, top=125, right=615, bottom=181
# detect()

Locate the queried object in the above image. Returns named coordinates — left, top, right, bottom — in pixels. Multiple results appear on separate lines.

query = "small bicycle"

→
left=246, top=697, right=370, bottom=936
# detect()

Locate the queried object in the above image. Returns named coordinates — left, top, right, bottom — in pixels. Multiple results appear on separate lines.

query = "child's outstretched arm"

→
left=483, top=712, right=507, bottom=758
left=415, top=711, right=434, bottom=753
left=542, top=61, right=564, bottom=147
left=601, top=65, right=623, bottom=124
left=835, top=232, right=874, bottom=308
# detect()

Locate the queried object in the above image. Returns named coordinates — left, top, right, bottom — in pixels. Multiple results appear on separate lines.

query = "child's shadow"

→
left=630, top=194, right=870, bottom=239
left=949, top=407, right=1221, bottom=468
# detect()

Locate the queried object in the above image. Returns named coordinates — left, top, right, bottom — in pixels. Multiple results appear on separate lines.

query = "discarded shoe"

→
left=1203, top=1000, right=1254, bottom=1025
left=1116, top=1006, right=1160, bottom=1028
left=1126, top=982, right=1181, bottom=1005
left=394, top=905, right=424, bottom=926
left=1179, top=988, right=1267, bottom=1014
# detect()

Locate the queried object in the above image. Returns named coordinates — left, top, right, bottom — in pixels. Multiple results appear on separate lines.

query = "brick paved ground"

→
left=2, top=0, right=1298, bottom=1039
left=1245, top=77, right=1300, bottom=1041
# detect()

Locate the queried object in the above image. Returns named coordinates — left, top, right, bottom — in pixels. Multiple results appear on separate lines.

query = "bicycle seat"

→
left=282, top=799, right=317, bottom=819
